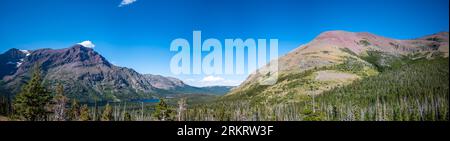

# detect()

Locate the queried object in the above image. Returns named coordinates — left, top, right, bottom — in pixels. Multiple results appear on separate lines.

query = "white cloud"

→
left=118, top=0, right=137, bottom=7
left=77, top=40, right=95, bottom=48
left=192, top=76, right=241, bottom=87
left=200, top=75, right=224, bottom=83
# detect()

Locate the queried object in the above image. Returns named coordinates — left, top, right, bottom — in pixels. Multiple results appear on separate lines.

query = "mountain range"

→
left=0, top=44, right=232, bottom=102
left=1, top=30, right=448, bottom=103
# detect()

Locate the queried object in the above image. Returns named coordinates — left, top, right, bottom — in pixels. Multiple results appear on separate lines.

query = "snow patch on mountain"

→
left=20, top=50, right=31, bottom=56
left=16, top=62, right=23, bottom=67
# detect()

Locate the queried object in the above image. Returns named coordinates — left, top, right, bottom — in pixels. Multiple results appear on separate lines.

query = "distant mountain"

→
left=226, top=31, right=449, bottom=102
left=143, top=74, right=232, bottom=95
left=143, top=74, right=187, bottom=90
left=0, top=44, right=231, bottom=102
left=199, top=86, right=235, bottom=95
left=0, top=48, right=30, bottom=79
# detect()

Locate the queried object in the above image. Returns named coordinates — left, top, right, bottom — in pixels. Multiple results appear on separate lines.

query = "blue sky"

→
left=0, top=0, right=448, bottom=86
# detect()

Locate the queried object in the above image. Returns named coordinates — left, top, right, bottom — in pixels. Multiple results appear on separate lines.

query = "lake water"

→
left=80, top=99, right=160, bottom=107
left=130, top=99, right=160, bottom=103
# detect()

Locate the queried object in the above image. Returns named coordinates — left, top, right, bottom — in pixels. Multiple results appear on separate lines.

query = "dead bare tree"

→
left=53, top=83, right=68, bottom=121
left=177, top=98, right=187, bottom=121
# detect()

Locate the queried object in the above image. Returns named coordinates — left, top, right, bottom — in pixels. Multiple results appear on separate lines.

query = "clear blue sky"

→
left=1, top=0, right=448, bottom=86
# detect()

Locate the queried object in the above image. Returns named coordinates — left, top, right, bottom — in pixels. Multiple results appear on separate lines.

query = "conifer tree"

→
left=101, top=103, right=113, bottom=121
left=153, top=99, right=173, bottom=121
left=0, top=96, right=11, bottom=115
left=13, top=64, right=52, bottom=121
left=79, top=104, right=91, bottom=121
left=68, top=99, right=80, bottom=121
left=124, top=112, right=132, bottom=121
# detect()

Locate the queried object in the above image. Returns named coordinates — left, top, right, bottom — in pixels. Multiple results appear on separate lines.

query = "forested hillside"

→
left=183, top=57, right=448, bottom=121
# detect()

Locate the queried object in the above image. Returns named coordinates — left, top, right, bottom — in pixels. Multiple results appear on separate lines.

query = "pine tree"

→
left=13, top=64, right=52, bottom=121
left=79, top=104, right=91, bottom=121
left=124, top=112, right=132, bottom=121
left=0, top=96, right=11, bottom=115
left=101, top=103, right=113, bottom=121
left=52, top=83, right=68, bottom=121
left=68, top=99, right=80, bottom=121
left=153, top=99, right=173, bottom=121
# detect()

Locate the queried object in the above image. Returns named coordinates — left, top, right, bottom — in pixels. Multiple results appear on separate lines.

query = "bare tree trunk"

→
left=141, top=102, right=144, bottom=121
left=177, top=98, right=187, bottom=121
